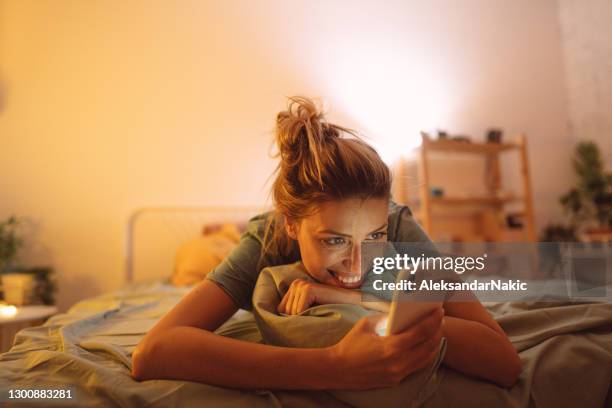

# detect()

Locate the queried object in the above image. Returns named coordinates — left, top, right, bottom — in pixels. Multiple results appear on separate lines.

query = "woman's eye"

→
left=368, top=232, right=387, bottom=240
left=322, top=237, right=346, bottom=246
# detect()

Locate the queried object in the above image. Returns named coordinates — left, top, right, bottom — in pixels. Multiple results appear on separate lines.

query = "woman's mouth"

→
left=328, top=269, right=363, bottom=289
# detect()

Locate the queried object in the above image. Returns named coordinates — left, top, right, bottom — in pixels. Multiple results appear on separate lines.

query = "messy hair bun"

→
left=274, top=96, right=349, bottom=188
left=261, top=96, right=392, bottom=265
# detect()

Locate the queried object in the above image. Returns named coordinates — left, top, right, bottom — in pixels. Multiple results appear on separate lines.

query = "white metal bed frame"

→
left=124, top=206, right=268, bottom=285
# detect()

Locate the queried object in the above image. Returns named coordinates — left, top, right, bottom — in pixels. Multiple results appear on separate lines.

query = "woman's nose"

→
left=343, top=243, right=362, bottom=274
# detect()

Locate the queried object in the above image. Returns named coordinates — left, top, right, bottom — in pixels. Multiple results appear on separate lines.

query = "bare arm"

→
left=132, top=280, right=331, bottom=388
left=277, top=279, right=390, bottom=314
left=442, top=299, right=522, bottom=388
left=132, top=280, right=442, bottom=390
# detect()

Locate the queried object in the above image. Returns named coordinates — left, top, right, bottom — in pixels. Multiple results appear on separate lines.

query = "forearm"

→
left=132, top=326, right=334, bottom=389
left=441, top=316, right=521, bottom=387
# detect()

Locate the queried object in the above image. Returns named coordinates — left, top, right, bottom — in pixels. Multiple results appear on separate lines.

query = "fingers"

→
left=356, top=314, right=388, bottom=332
left=277, top=292, right=288, bottom=314
left=296, top=290, right=309, bottom=314
left=277, top=280, right=311, bottom=315
left=277, top=287, right=295, bottom=315
left=292, top=289, right=302, bottom=315
left=412, top=328, right=444, bottom=368
left=391, top=307, right=444, bottom=347
left=393, top=327, right=444, bottom=380
left=286, top=289, right=297, bottom=315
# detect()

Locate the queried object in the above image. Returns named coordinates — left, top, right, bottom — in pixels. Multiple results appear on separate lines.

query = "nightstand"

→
left=0, top=305, right=58, bottom=353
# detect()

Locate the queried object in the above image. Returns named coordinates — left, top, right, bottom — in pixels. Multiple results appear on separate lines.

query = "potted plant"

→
left=0, top=216, right=31, bottom=305
left=560, top=141, right=612, bottom=241
left=6, top=266, right=57, bottom=305
left=0, top=216, right=57, bottom=305
left=0, top=216, right=22, bottom=273
left=542, top=141, right=612, bottom=242
left=539, top=223, right=579, bottom=242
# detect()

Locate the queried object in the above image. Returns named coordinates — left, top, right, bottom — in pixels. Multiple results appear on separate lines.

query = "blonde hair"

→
left=260, top=96, right=391, bottom=267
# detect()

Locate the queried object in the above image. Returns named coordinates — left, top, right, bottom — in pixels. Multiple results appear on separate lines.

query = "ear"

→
left=284, top=216, right=298, bottom=240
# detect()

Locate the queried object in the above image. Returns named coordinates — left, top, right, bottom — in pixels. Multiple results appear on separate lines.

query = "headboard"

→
left=124, top=206, right=269, bottom=285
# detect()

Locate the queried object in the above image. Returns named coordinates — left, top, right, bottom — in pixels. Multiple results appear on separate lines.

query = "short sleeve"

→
left=389, top=204, right=433, bottom=244
left=205, top=218, right=266, bottom=310
left=389, top=204, right=464, bottom=301
left=389, top=203, right=440, bottom=267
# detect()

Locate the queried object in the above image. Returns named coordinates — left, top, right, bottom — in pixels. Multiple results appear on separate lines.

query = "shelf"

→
left=400, top=133, right=536, bottom=242
left=422, top=135, right=519, bottom=155
left=429, top=195, right=523, bottom=206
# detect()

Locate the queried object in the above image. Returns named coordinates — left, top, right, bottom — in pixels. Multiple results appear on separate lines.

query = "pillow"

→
left=202, top=222, right=247, bottom=236
left=171, top=223, right=241, bottom=286
left=251, top=261, right=448, bottom=407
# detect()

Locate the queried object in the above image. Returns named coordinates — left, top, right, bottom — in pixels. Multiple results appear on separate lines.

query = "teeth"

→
left=329, top=270, right=361, bottom=285
left=335, top=274, right=360, bottom=284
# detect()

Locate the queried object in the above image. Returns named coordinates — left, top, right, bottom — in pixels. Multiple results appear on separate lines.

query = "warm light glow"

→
left=0, top=304, right=18, bottom=317
left=324, top=41, right=454, bottom=164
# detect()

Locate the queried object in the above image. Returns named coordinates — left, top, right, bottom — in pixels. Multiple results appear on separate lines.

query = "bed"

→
left=0, top=206, right=611, bottom=407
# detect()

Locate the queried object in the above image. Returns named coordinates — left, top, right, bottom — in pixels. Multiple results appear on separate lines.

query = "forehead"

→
left=302, top=198, right=388, bottom=232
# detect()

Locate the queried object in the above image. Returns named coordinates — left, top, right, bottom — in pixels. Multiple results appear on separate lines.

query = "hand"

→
left=326, top=307, right=444, bottom=389
left=277, top=279, right=324, bottom=315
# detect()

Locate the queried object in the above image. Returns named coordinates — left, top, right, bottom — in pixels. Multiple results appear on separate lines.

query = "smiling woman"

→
left=284, top=195, right=389, bottom=290
left=261, top=96, right=393, bottom=276
left=205, top=96, right=431, bottom=310
left=132, top=96, right=521, bottom=390
left=275, top=197, right=391, bottom=315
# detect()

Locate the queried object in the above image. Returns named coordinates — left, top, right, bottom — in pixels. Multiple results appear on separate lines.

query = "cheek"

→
left=310, top=250, right=346, bottom=276
left=317, top=251, right=339, bottom=269
left=301, top=243, right=337, bottom=276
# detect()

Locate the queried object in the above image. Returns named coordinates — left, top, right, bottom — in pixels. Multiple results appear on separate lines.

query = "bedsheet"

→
left=0, top=274, right=610, bottom=407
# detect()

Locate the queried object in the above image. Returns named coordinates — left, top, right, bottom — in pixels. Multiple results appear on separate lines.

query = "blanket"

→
left=0, top=268, right=610, bottom=407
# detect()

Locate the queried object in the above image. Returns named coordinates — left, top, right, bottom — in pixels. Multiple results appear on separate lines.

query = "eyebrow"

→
left=317, top=223, right=388, bottom=237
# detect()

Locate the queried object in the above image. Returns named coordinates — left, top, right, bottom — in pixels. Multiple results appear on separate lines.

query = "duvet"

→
left=0, top=264, right=610, bottom=407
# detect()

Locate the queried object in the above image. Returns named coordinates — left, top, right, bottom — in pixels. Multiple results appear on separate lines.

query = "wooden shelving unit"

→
left=399, top=133, right=536, bottom=242
left=429, top=195, right=523, bottom=206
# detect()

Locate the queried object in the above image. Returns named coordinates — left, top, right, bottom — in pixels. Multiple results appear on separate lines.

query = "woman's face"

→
left=285, top=197, right=389, bottom=289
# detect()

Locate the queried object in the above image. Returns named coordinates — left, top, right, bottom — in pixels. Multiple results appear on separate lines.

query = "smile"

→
left=328, top=270, right=362, bottom=288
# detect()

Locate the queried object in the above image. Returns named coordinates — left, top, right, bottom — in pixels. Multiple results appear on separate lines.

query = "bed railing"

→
left=124, top=206, right=268, bottom=285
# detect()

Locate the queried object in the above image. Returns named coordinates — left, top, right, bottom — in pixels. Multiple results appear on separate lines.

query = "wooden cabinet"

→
left=396, top=133, right=536, bottom=242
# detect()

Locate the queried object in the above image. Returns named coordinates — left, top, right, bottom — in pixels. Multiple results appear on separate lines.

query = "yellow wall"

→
left=0, top=0, right=572, bottom=310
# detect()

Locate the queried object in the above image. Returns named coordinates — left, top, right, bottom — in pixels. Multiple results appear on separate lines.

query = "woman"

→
left=131, top=97, right=521, bottom=389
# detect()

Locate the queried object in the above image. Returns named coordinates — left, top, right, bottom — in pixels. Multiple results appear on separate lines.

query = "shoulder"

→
left=244, top=210, right=273, bottom=243
left=387, top=199, right=412, bottom=233
left=244, top=210, right=300, bottom=260
left=387, top=200, right=432, bottom=243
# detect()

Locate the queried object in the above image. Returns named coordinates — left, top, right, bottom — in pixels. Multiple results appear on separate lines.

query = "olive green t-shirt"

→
left=206, top=201, right=432, bottom=310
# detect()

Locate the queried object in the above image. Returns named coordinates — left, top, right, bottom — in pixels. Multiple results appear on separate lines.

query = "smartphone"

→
left=381, top=268, right=443, bottom=336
